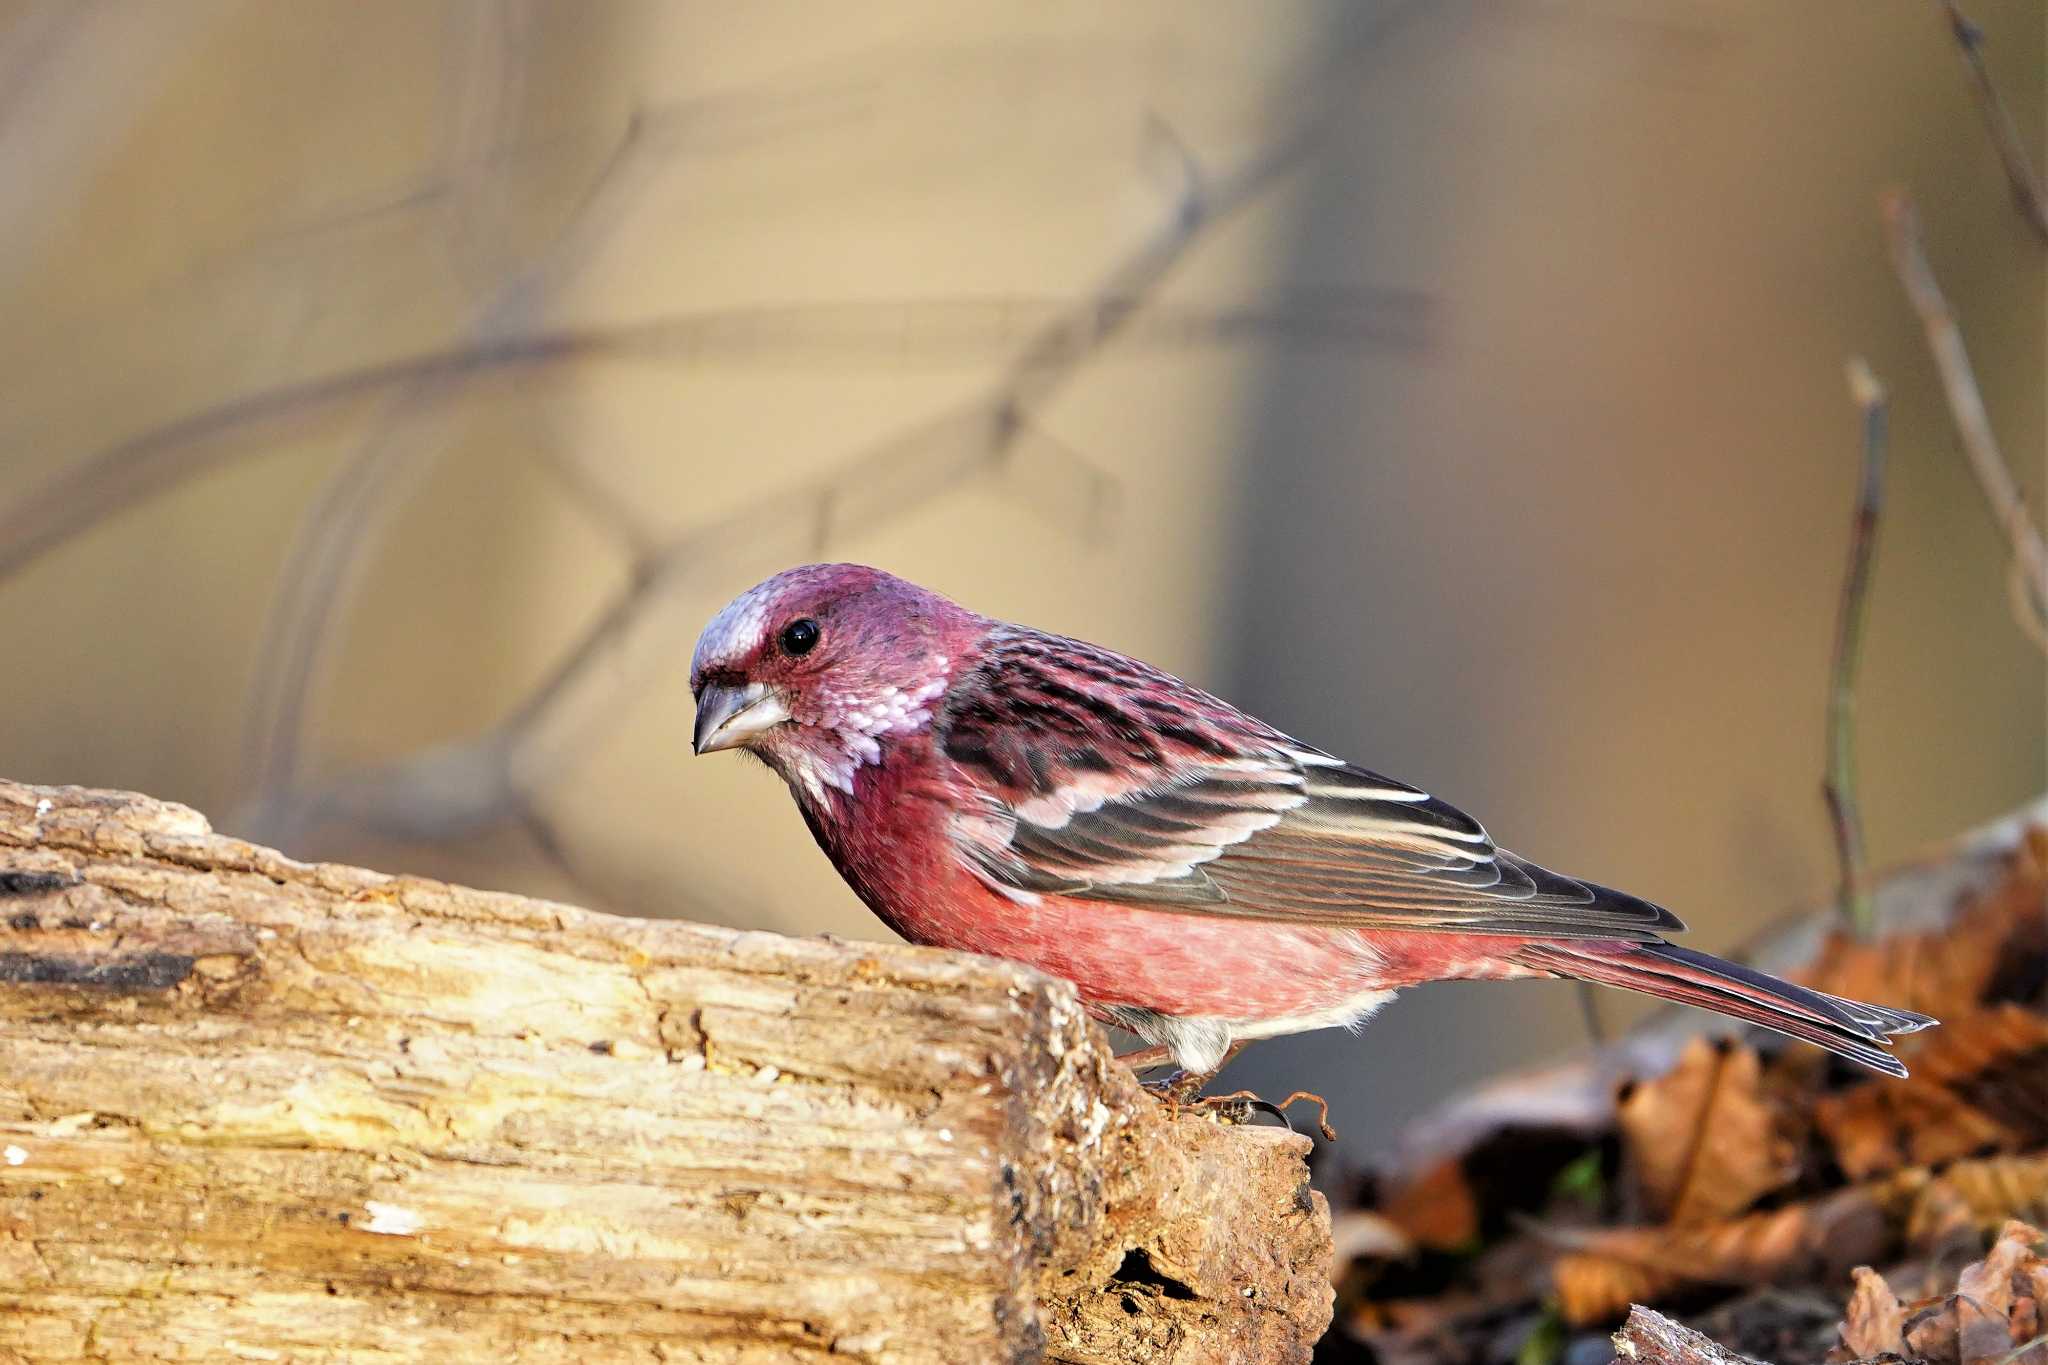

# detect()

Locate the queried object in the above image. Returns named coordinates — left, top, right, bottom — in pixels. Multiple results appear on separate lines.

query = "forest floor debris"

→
left=1322, top=825, right=2048, bottom=1365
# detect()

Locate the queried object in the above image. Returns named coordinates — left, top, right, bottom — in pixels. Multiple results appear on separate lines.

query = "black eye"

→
left=779, top=617, right=820, bottom=657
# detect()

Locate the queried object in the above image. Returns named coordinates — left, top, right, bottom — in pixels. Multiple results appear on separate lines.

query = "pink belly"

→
left=823, top=759, right=1535, bottom=1022
left=884, top=868, right=1529, bottom=1021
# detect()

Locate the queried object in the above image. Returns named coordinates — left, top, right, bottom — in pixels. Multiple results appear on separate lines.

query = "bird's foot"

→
left=1134, top=1068, right=1337, bottom=1140
left=1139, top=1068, right=1215, bottom=1107
left=1187, top=1088, right=1339, bottom=1142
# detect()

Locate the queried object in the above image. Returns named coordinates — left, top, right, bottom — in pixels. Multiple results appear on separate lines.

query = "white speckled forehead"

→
left=691, top=579, right=779, bottom=683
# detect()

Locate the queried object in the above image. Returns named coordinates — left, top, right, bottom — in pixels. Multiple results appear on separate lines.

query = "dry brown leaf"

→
left=1903, top=1155, right=2048, bottom=1241
left=1800, top=829, right=2048, bottom=1022
left=1554, top=1249, right=1665, bottom=1329
left=1617, top=1038, right=1796, bottom=1225
left=1379, top=1155, right=1480, bottom=1253
left=1816, top=1005, right=2048, bottom=1179
left=1885, top=1222, right=2048, bottom=1365
left=1551, top=1186, right=1891, bottom=1326
left=2013, top=1294, right=2041, bottom=1351
left=1909, top=1176, right=1994, bottom=1253
left=1958, top=1296, right=2018, bottom=1365
left=1837, top=1264, right=1906, bottom=1358
left=1958, top=1224, right=2038, bottom=1365
left=1956, top=1220, right=2038, bottom=1319
left=1342, top=824, right=2048, bottom=1355
left=1906, top=1297, right=1966, bottom=1365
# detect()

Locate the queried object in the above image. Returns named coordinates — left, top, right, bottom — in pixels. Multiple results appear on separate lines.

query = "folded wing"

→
left=937, top=627, right=1683, bottom=942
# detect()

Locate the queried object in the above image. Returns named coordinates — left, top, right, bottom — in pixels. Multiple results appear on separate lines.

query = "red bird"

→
left=690, top=563, right=1933, bottom=1084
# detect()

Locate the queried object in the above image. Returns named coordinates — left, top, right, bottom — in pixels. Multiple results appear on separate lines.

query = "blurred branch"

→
left=273, top=111, right=1313, bottom=848
left=531, top=433, right=670, bottom=564
left=241, top=84, right=663, bottom=805
left=273, top=0, right=1484, bottom=859
left=438, top=0, right=533, bottom=281
left=1935, top=0, right=2048, bottom=244
left=0, top=0, right=1441, bottom=585
left=1824, top=358, right=1887, bottom=935
left=0, top=1, right=1452, bottom=912
left=195, top=66, right=882, bottom=279
left=260, top=2, right=1456, bottom=893
left=236, top=34, right=964, bottom=810
left=0, top=295, right=1426, bottom=584
left=1883, top=192, right=2048, bottom=651
left=266, top=401, right=1107, bottom=848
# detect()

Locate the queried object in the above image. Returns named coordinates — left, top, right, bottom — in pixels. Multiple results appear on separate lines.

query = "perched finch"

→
left=690, top=563, right=1933, bottom=1082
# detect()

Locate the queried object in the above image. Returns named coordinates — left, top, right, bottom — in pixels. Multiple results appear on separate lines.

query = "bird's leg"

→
left=1113, top=1043, right=1175, bottom=1074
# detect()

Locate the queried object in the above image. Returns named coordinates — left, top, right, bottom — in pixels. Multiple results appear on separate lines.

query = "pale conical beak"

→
left=692, top=681, right=791, bottom=755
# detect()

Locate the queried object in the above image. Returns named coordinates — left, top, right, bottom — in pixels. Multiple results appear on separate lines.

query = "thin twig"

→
left=1824, top=358, right=1887, bottom=934
left=1935, top=0, right=2048, bottom=243
left=263, top=118, right=1269, bottom=842
left=1883, top=192, right=2048, bottom=648
left=1995, top=1334, right=2048, bottom=1365
left=1575, top=983, right=1608, bottom=1046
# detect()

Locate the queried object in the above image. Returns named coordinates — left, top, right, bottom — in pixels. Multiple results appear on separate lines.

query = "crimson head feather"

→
left=689, top=563, right=1935, bottom=1082
left=689, top=563, right=981, bottom=804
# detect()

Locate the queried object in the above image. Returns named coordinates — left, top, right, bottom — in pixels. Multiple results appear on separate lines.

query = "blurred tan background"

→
left=0, top=0, right=2040, bottom=1158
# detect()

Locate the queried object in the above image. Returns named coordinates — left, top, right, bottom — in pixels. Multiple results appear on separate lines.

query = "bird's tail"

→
left=1517, top=939, right=1938, bottom=1077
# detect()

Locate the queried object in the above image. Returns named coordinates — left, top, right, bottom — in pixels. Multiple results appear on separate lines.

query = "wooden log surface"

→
left=0, top=781, right=1333, bottom=1363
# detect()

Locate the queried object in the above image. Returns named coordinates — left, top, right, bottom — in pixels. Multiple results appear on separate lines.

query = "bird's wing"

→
left=934, top=627, right=1683, bottom=941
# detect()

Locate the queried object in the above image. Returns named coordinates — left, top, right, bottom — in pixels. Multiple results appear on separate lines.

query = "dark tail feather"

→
left=1519, top=940, right=1938, bottom=1078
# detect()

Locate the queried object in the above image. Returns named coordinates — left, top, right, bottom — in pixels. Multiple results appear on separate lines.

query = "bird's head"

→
left=689, top=563, right=982, bottom=802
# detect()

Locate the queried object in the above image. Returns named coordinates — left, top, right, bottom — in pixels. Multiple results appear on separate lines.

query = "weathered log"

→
left=0, top=780, right=1332, bottom=1363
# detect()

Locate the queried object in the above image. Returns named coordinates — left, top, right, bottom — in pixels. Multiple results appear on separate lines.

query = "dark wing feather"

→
left=937, top=627, right=1683, bottom=942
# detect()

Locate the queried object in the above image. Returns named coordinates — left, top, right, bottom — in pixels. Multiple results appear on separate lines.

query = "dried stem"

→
left=1935, top=0, right=2048, bottom=243
left=1824, top=358, right=1887, bottom=934
left=1576, top=982, right=1608, bottom=1046
left=1882, top=192, right=2048, bottom=649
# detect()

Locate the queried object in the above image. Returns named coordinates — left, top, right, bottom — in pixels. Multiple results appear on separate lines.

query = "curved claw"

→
left=1196, top=1088, right=1339, bottom=1142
